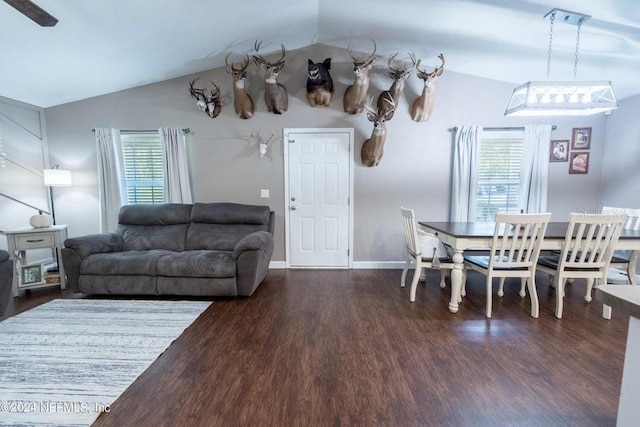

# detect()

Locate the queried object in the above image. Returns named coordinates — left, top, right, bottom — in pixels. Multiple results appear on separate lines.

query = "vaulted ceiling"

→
left=2, top=0, right=639, bottom=108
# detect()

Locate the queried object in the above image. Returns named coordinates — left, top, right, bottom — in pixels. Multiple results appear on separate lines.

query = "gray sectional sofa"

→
left=62, top=202, right=274, bottom=297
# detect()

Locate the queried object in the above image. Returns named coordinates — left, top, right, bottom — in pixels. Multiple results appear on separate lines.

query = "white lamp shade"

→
left=43, top=168, right=72, bottom=186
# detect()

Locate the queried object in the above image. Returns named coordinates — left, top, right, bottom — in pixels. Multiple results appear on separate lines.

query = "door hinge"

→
left=347, top=249, right=350, bottom=256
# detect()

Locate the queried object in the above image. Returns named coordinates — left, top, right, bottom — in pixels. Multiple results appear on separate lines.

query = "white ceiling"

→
left=1, top=0, right=639, bottom=108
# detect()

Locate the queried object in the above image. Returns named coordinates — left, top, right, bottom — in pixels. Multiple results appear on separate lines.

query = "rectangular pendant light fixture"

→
left=505, top=9, right=618, bottom=117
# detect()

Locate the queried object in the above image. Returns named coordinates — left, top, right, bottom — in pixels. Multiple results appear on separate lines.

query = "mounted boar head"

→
left=306, top=58, right=334, bottom=107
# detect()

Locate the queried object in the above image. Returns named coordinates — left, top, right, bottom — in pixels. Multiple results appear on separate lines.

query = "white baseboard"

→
left=269, top=261, right=405, bottom=269
left=351, top=261, right=405, bottom=269
left=268, top=261, right=287, bottom=269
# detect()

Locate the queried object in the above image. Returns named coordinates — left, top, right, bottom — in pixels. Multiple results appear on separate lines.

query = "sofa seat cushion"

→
left=80, top=250, right=173, bottom=275
left=156, top=250, right=236, bottom=278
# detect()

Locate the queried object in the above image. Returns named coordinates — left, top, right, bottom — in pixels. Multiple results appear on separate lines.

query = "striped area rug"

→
left=0, top=298, right=211, bottom=426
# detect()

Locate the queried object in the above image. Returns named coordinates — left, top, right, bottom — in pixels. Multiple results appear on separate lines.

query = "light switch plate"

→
left=260, top=189, right=269, bottom=198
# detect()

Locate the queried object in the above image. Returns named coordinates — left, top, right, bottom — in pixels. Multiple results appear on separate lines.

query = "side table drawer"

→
left=16, top=233, right=55, bottom=249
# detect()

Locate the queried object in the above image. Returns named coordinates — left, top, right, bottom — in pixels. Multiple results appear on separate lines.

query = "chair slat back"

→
left=400, top=207, right=420, bottom=256
left=602, top=206, right=640, bottom=231
left=490, top=212, right=551, bottom=269
left=560, top=212, right=627, bottom=271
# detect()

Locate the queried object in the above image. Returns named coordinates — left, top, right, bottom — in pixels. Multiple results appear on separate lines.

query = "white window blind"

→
left=120, top=132, right=164, bottom=204
left=475, top=130, right=524, bottom=221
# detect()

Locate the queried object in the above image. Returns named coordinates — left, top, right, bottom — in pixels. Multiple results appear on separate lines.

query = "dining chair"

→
left=400, top=207, right=459, bottom=302
left=537, top=212, right=627, bottom=319
left=602, top=206, right=640, bottom=285
left=464, top=212, right=551, bottom=318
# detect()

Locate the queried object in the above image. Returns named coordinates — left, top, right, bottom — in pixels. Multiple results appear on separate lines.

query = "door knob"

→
left=291, top=206, right=296, bottom=211
left=291, top=196, right=296, bottom=201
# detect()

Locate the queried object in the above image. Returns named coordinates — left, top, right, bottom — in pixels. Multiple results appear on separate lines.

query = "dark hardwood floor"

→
left=2, top=269, right=629, bottom=426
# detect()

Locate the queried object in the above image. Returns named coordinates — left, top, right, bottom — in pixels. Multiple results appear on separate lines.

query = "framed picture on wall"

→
left=571, top=127, right=591, bottom=150
left=549, top=140, right=569, bottom=162
left=569, top=152, right=589, bottom=174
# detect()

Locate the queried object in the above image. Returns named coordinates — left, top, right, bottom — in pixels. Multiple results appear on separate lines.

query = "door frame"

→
left=283, top=128, right=354, bottom=268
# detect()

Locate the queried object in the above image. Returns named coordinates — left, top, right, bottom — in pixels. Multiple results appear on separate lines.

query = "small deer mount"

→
left=189, top=78, right=222, bottom=118
left=250, top=130, right=278, bottom=158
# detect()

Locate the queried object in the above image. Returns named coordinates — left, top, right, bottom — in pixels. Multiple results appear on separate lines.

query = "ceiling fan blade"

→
left=3, top=0, right=58, bottom=27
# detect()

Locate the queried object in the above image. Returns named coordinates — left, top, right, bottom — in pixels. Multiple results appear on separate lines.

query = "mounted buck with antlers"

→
left=189, top=78, right=221, bottom=118
left=253, top=41, right=288, bottom=115
left=343, top=39, right=377, bottom=114
left=376, top=53, right=417, bottom=120
left=361, top=96, right=395, bottom=167
left=225, top=53, right=254, bottom=119
left=410, top=53, right=445, bottom=123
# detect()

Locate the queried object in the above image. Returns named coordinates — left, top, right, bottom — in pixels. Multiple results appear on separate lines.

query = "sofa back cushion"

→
left=186, top=203, right=271, bottom=251
left=117, top=204, right=192, bottom=251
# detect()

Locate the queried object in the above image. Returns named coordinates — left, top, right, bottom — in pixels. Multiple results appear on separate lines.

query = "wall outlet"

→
left=260, top=189, right=269, bottom=198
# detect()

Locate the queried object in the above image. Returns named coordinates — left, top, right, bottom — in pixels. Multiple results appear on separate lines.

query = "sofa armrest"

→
left=233, top=231, right=273, bottom=259
left=64, top=233, right=124, bottom=259
left=62, top=233, right=124, bottom=293
left=234, top=231, right=274, bottom=296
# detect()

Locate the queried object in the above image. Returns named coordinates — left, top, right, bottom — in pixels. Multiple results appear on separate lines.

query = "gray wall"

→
left=45, top=44, right=610, bottom=263
left=600, top=94, right=640, bottom=207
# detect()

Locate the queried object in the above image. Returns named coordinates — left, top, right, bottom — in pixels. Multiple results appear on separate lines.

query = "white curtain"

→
left=160, top=128, right=192, bottom=204
left=519, top=125, right=552, bottom=213
left=451, top=126, right=480, bottom=221
left=95, top=128, right=125, bottom=233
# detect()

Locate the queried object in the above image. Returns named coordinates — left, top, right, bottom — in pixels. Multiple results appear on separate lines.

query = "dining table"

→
left=419, top=221, right=640, bottom=314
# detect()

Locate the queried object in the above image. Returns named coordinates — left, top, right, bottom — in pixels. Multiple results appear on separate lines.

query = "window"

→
left=475, top=130, right=524, bottom=221
left=120, top=132, right=164, bottom=204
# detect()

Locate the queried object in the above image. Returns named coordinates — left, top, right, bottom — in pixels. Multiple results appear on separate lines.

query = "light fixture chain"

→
left=546, top=10, right=555, bottom=79
left=574, top=20, right=582, bottom=79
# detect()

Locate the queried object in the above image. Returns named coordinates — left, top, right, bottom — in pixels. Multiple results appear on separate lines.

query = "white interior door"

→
left=285, top=129, right=353, bottom=267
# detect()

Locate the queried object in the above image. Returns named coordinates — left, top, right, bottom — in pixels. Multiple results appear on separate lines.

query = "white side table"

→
left=1, top=225, right=68, bottom=296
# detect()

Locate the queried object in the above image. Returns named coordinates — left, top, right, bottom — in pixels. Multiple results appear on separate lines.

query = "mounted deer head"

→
left=250, top=130, right=277, bottom=158
left=189, top=78, right=221, bottom=118
left=410, top=53, right=445, bottom=123
left=225, top=53, right=254, bottom=119
left=343, top=39, right=377, bottom=114
left=361, top=96, right=395, bottom=167
left=376, top=53, right=417, bottom=120
left=253, top=40, right=288, bottom=114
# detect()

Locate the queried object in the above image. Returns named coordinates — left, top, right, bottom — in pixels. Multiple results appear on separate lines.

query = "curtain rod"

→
left=91, top=128, right=191, bottom=134
left=450, top=125, right=556, bottom=132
